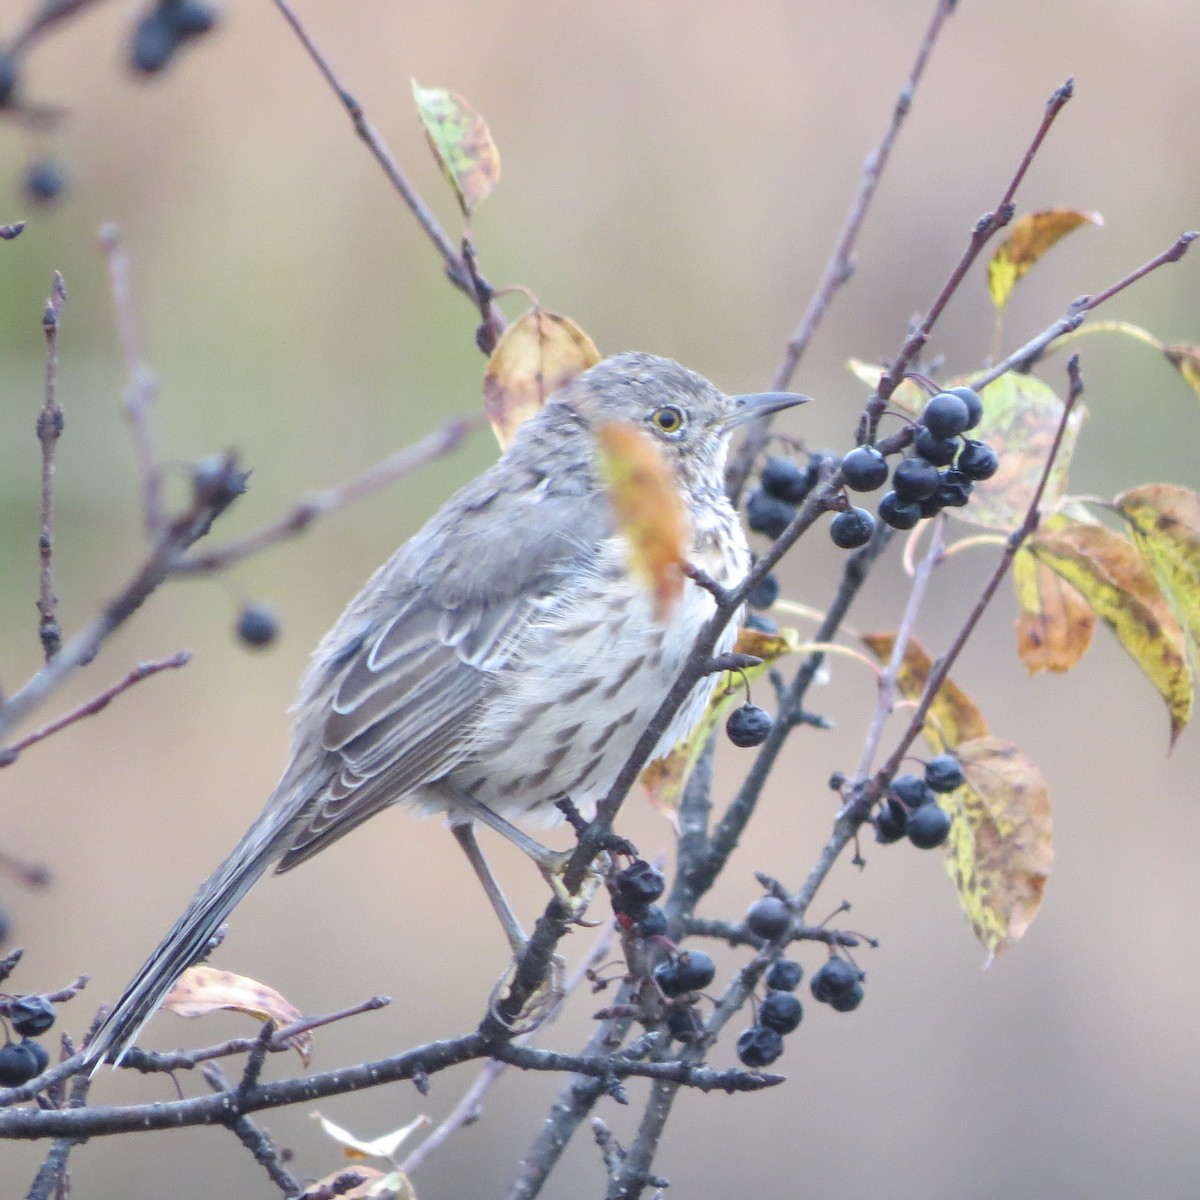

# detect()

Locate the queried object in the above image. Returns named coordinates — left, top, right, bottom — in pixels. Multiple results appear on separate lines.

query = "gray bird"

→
left=83, top=352, right=805, bottom=1070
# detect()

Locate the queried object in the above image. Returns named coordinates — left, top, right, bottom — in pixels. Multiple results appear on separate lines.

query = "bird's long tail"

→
left=82, top=808, right=292, bottom=1074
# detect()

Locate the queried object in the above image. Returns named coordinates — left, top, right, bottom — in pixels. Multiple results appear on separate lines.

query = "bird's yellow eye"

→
left=650, top=405, right=684, bottom=434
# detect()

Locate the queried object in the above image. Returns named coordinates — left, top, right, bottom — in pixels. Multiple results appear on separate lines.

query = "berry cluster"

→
left=844, top=387, right=998, bottom=538
left=0, top=994, right=56, bottom=1087
left=746, top=452, right=835, bottom=540
left=736, top=956, right=805, bottom=1068
left=610, top=859, right=669, bottom=938
left=873, top=754, right=962, bottom=849
left=810, top=956, right=865, bottom=1012
left=132, top=0, right=218, bottom=74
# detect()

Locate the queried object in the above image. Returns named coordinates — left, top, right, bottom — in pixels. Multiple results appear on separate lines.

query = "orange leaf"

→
left=987, top=208, right=1103, bottom=310
left=596, top=422, right=687, bottom=622
left=861, top=633, right=988, bottom=753
left=482, top=307, right=600, bottom=450
left=163, top=966, right=312, bottom=1065
left=1011, top=518, right=1096, bottom=673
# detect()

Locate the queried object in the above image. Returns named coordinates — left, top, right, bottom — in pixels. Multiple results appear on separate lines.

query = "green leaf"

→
left=412, top=82, right=500, bottom=215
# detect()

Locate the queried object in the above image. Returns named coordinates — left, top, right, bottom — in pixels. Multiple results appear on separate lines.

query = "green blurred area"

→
left=1, top=2, right=1199, bottom=1198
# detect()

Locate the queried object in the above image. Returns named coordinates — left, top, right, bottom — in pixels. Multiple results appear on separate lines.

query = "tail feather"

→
left=83, top=811, right=290, bottom=1073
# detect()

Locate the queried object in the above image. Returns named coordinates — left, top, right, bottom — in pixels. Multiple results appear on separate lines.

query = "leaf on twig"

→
left=1113, top=483, right=1200, bottom=675
left=1011, top=513, right=1096, bottom=673
left=987, top=208, right=1103, bottom=311
left=1163, top=343, right=1200, bottom=402
left=411, top=82, right=500, bottom=216
left=482, top=307, right=600, bottom=450
left=313, top=1111, right=430, bottom=1164
left=306, top=1167, right=415, bottom=1200
left=845, top=358, right=928, bottom=418
left=596, top=421, right=688, bottom=623
left=1028, top=517, right=1192, bottom=745
left=953, top=373, right=1085, bottom=532
left=163, top=965, right=312, bottom=1065
left=943, top=736, right=1052, bottom=964
left=641, top=626, right=801, bottom=821
left=861, top=632, right=988, bottom=753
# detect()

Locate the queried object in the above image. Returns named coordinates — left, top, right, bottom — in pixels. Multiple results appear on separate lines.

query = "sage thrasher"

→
left=83, top=352, right=806, bottom=1068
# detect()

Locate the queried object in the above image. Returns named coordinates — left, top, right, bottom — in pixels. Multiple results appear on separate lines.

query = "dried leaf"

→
left=1029, top=518, right=1192, bottom=745
left=844, top=358, right=928, bottom=418
left=1114, top=483, right=1200, bottom=675
left=306, top=1167, right=416, bottom=1200
left=411, top=82, right=499, bottom=216
left=163, top=966, right=312, bottom=1065
left=861, top=633, right=988, bottom=753
left=943, top=736, right=1053, bottom=964
left=482, top=307, right=601, bottom=450
left=1162, top=343, right=1200, bottom=401
left=640, top=626, right=801, bottom=821
left=313, top=1112, right=430, bottom=1164
left=1011, top=512, right=1096, bottom=673
left=596, top=421, right=688, bottom=623
left=987, top=209, right=1103, bottom=311
left=952, top=373, right=1086, bottom=532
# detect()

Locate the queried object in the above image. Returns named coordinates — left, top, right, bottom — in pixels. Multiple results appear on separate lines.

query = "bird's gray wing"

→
left=274, top=482, right=610, bottom=871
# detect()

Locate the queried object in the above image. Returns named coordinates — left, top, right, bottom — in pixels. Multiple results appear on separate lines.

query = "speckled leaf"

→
left=641, top=626, right=800, bottom=821
left=305, top=1168, right=414, bottom=1200
left=1114, top=484, right=1200, bottom=676
left=1029, top=518, right=1192, bottom=745
left=987, top=209, right=1103, bottom=311
left=412, top=82, right=499, bottom=215
left=163, top=966, right=312, bottom=1064
left=1011, top=513, right=1096, bottom=673
left=597, top=421, right=688, bottom=622
left=943, top=736, right=1052, bottom=964
left=861, top=633, right=989, bottom=753
left=845, top=358, right=928, bottom=418
left=1162, top=344, right=1200, bottom=402
left=952, top=373, right=1085, bottom=532
left=482, top=307, right=600, bottom=450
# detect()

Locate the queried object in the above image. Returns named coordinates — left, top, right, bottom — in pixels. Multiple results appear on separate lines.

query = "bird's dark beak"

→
left=723, top=391, right=811, bottom=429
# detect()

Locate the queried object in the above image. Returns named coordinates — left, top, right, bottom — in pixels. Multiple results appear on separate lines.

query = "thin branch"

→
left=9, top=0, right=113, bottom=54
left=173, top=416, right=482, bottom=575
left=726, top=0, right=958, bottom=499
left=270, top=0, right=497, bottom=314
left=0, top=652, right=191, bottom=767
left=24, top=1044, right=93, bottom=1200
left=36, top=272, right=66, bottom=661
left=99, top=226, right=164, bottom=537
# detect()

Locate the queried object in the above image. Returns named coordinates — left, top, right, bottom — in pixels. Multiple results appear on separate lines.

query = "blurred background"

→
left=1, top=1, right=1198, bottom=1197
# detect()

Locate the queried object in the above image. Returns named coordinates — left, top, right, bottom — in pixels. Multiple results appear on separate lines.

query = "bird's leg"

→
left=450, top=822, right=528, bottom=955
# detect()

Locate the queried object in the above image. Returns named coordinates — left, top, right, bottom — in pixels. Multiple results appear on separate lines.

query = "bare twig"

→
left=173, top=416, right=482, bottom=575
left=9, top=0, right=111, bottom=54
left=99, top=226, right=164, bottom=537
left=36, top=272, right=67, bottom=661
left=727, top=0, right=958, bottom=498
left=0, top=653, right=191, bottom=768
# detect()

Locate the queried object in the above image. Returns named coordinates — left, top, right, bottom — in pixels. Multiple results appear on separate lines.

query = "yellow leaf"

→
left=482, top=307, right=600, bottom=450
left=411, top=82, right=500, bottom=216
left=1162, top=343, right=1200, bottom=402
left=596, top=421, right=688, bottom=623
left=1011, top=513, right=1096, bottom=673
left=1029, top=519, right=1192, bottom=745
left=952, top=373, right=1086, bottom=532
left=844, top=358, right=928, bottom=418
left=943, top=737, right=1053, bottom=963
left=163, top=966, right=312, bottom=1065
left=861, top=633, right=988, bottom=754
left=640, top=626, right=801, bottom=820
left=1114, top=484, right=1200, bottom=676
left=987, top=209, right=1103, bottom=311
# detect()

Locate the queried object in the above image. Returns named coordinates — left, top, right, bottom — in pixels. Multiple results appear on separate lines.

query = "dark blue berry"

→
left=0, top=54, right=18, bottom=108
left=8, top=995, right=54, bottom=1038
left=726, top=703, right=772, bottom=748
left=746, top=489, right=795, bottom=540
left=23, top=159, right=67, bottom=205
left=170, top=0, right=218, bottom=37
left=922, top=391, right=971, bottom=439
left=131, top=10, right=181, bottom=73
left=637, top=905, right=668, bottom=937
left=765, top=958, right=803, bottom=992
left=0, top=1042, right=39, bottom=1086
left=874, top=797, right=908, bottom=843
left=613, top=860, right=665, bottom=913
left=878, top=491, right=921, bottom=530
left=841, top=445, right=889, bottom=492
left=760, top=457, right=811, bottom=505
left=914, top=426, right=960, bottom=467
left=744, top=612, right=777, bottom=635
left=925, top=755, right=965, bottom=793
left=745, top=896, right=790, bottom=941
left=759, top=990, right=803, bottom=1034
left=830, top=506, right=875, bottom=550
left=890, top=773, right=933, bottom=808
left=892, top=457, right=940, bottom=502
left=21, top=1038, right=48, bottom=1076
left=936, top=469, right=973, bottom=508
left=957, top=439, right=999, bottom=481
left=828, top=981, right=865, bottom=1012
left=946, top=386, right=984, bottom=430
left=810, top=957, right=862, bottom=1004
left=675, top=949, right=716, bottom=992
left=907, top=803, right=952, bottom=849
left=666, top=1004, right=701, bottom=1043
left=747, top=573, right=780, bottom=611
left=736, top=1024, right=784, bottom=1068
left=237, top=604, right=279, bottom=648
